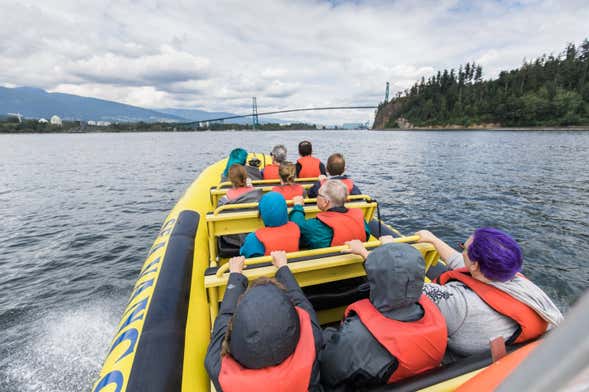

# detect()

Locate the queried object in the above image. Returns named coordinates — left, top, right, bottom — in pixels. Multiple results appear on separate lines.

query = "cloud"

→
left=66, top=46, right=210, bottom=87
left=0, top=0, right=587, bottom=123
left=265, top=80, right=301, bottom=98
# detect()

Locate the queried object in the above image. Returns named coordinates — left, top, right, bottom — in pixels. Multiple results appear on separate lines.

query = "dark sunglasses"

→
left=458, top=242, right=465, bottom=250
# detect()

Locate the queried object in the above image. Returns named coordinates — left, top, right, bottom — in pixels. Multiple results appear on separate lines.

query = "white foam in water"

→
left=3, top=298, right=124, bottom=392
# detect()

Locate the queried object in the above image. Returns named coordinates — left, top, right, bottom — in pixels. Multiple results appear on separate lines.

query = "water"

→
left=0, top=130, right=588, bottom=391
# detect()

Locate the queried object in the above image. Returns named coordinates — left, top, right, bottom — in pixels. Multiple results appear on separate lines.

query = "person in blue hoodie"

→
left=221, top=148, right=262, bottom=181
left=240, top=192, right=301, bottom=257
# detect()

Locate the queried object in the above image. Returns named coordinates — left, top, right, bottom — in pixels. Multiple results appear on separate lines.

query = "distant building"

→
left=341, top=122, right=369, bottom=130
left=50, top=115, right=62, bottom=126
left=88, top=120, right=97, bottom=126
left=38, top=118, right=48, bottom=123
left=96, top=121, right=111, bottom=126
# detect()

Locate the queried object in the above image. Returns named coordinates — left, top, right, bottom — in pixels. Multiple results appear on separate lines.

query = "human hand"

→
left=343, top=240, right=369, bottom=260
left=415, top=230, right=437, bottom=243
left=379, top=235, right=395, bottom=244
left=292, top=195, right=305, bottom=206
left=271, top=250, right=288, bottom=269
left=229, top=256, right=245, bottom=273
left=246, top=178, right=253, bottom=187
left=318, top=174, right=327, bottom=182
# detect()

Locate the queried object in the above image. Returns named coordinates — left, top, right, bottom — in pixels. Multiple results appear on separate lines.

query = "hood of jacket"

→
left=259, top=192, right=288, bottom=227
left=230, top=283, right=300, bottom=369
left=365, top=243, right=425, bottom=314
left=223, top=148, right=248, bottom=177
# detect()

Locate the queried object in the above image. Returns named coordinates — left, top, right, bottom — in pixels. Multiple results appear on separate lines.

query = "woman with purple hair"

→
left=414, top=227, right=563, bottom=358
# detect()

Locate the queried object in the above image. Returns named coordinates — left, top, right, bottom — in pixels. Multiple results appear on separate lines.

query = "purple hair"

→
left=468, top=228, right=522, bottom=282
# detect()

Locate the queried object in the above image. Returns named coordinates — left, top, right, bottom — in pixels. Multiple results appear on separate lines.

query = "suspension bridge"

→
left=187, top=96, right=381, bottom=129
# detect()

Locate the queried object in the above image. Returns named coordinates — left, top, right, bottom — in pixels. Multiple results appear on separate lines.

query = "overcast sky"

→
left=1, top=0, right=587, bottom=124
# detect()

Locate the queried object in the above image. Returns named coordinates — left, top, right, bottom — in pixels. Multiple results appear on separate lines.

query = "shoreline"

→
left=2, top=126, right=589, bottom=135
left=374, top=126, right=589, bottom=131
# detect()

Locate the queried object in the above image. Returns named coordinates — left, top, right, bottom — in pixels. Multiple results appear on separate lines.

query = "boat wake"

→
left=1, top=298, right=124, bottom=392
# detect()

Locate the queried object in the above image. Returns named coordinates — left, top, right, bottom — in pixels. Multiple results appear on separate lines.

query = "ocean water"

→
left=0, top=130, right=587, bottom=391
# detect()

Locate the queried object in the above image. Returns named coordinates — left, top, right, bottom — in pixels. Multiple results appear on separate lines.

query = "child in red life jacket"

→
left=307, top=153, right=362, bottom=198
left=262, top=144, right=287, bottom=180
left=271, top=162, right=306, bottom=201
left=240, top=192, right=300, bottom=258
left=296, top=140, right=326, bottom=178
left=218, top=164, right=260, bottom=206
left=204, top=252, right=323, bottom=392
left=320, top=241, right=447, bottom=389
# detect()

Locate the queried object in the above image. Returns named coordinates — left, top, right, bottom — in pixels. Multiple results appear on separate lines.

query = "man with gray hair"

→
left=262, top=144, right=287, bottom=180
left=289, top=179, right=371, bottom=249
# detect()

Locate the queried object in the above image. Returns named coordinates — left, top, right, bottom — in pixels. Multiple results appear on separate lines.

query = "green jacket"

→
left=289, top=205, right=371, bottom=249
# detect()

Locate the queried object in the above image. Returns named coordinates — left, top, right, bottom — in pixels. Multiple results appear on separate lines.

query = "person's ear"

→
left=469, top=261, right=480, bottom=274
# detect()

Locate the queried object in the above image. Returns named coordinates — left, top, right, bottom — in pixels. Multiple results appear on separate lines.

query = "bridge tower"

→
left=251, top=97, right=259, bottom=129
left=384, top=82, right=390, bottom=103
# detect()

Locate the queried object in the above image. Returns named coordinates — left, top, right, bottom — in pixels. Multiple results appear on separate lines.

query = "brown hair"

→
left=229, top=164, right=248, bottom=188
left=326, top=153, right=345, bottom=175
left=279, top=161, right=296, bottom=184
left=298, top=140, right=312, bottom=156
left=220, top=277, right=287, bottom=357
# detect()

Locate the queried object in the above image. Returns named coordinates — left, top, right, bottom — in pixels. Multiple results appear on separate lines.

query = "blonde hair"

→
left=229, top=164, right=248, bottom=188
left=279, top=161, right=296, bottom=184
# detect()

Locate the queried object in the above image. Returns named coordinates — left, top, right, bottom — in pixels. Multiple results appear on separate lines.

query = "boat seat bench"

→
left=203, top=239, right=439, bottom=327
left=205, top=195, right=378, bottom=265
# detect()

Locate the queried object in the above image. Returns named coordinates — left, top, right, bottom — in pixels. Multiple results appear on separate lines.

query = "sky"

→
left=0, top=0, right=588, bottom=124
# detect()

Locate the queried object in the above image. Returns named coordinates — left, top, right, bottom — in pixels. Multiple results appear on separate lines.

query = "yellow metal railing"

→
left=213, top=236, right=420, bottom=277
left=215, top=177, right=319, bottom=190
left=210, top=184, right=315, bottom=206
left=211, top=194, right=375, bottom=215
left=205, top=196, right=377, bottom=265
left=203, top=237, right=439, bottom=325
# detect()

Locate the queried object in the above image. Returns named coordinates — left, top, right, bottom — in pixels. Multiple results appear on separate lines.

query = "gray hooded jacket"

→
left=320, top=243, right=428, bottom=391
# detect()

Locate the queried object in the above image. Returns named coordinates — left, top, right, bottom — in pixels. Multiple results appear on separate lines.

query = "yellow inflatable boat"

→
left=92, top=154, right=536, bottom=392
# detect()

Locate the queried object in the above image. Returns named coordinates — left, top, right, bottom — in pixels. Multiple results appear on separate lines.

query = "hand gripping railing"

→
left=214, top=235, right=421, bottom=278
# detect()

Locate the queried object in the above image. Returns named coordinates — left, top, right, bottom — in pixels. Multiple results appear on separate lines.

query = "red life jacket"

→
left=263, top=163, right=280, bottom=180
left=345, top=295, right=447, bottom=383
left=297, top=156, right=322, bottom=178
left=436, top=268, right=548, bottom=343
left=271, top=184, right=305, bottom=200
left=226, top=186, right=254, bottom=200
left=255, top=222, right=300, bottom=255
left=218, top=307, right=316, bottom=392
left=319, top=177, right=354, bottom=194
left=316, top=208, right=367, bottom=246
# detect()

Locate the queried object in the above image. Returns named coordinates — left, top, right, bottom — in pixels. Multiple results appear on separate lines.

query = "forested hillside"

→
left=375, top=39, right=589, bottom=128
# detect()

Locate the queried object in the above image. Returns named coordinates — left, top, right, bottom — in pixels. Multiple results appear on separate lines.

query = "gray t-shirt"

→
left=423, top=252, right=518, bottom=357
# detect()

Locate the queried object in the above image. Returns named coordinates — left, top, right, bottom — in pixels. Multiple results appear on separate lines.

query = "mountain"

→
left=0, top=85, right=292, bottom=124
left=0, top=86, right=184, bottom=122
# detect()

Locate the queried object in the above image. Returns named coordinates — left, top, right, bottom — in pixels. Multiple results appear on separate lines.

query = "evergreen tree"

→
left=382, top=39, right=589, bottom=127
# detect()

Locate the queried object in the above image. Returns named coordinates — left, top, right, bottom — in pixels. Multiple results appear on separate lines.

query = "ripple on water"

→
left=0, top=130, right=587, bottom=390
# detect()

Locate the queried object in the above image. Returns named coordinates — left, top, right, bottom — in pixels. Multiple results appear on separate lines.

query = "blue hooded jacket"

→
left=222, top=148, right=248, bottom=178
left=240, top=192, right=288, bottom=257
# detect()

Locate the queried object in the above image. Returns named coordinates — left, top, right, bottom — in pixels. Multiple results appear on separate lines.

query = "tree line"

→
left=0, top=118, right=318, bottom=133
left=382, top=39, right=589, bottom=127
